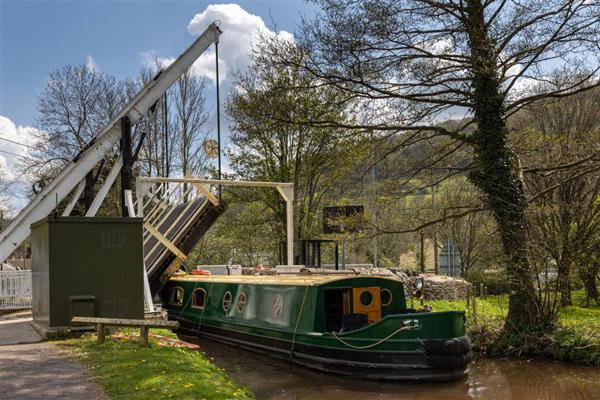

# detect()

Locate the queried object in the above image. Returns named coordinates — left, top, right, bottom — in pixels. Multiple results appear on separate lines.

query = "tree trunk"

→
left=466, top=0, right=542, bottom=330
left=557, top=258, right=572, bottom=307
left=581, top=261, right=600, bottom=306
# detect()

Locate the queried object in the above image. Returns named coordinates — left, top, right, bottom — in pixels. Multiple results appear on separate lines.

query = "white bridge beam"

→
left=0, top=23, right=221, bottom=263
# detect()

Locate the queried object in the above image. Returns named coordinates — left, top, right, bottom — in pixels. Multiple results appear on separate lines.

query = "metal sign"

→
left=323, top=205, right=365, bottom=234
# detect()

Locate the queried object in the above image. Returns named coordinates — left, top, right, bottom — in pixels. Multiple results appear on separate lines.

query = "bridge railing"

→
left=0, top=270, right=32, bottom=310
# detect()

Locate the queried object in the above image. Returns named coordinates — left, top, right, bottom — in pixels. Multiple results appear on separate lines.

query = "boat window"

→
left=236, top=292, right=247, bottom=313
left=360, top=290, right=373, bottom=307
left=223, top=291, right=232, bottom=311
left=169, top=286, right=184, bottom=306
left=381, top=288, right=393, bottom=306
left=191, top=288, right=207, bottom=309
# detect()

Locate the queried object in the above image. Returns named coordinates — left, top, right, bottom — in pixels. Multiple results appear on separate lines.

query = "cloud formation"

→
left=0, top=115, right=45, bottom=210
left=85, top=55, right=99, bottom=72
left=143, top=4, right=292, bottom=86
left=0, top=115, right=42, bottom=180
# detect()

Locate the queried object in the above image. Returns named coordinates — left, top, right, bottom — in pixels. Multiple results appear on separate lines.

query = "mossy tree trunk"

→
left=466, top=0, right=542, bottom=329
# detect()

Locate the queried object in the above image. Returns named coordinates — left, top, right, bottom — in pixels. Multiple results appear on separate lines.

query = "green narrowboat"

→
left=161, top=274, right=471, bottom=381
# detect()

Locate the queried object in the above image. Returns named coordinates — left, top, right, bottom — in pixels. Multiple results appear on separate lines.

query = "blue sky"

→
left=0, top=1, right=314, bottom=210
left=0, top=0, right=312, bottom=127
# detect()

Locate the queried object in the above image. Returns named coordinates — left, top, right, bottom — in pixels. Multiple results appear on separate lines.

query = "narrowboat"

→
left=161, top=274, right=471, bottom=381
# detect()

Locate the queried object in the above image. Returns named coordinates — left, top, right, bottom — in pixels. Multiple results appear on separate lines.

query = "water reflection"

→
left=186, top=336, right=600, bottom=400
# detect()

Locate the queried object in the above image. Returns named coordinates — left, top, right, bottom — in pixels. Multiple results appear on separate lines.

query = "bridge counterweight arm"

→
left=0, top=23, right=222, bottom=263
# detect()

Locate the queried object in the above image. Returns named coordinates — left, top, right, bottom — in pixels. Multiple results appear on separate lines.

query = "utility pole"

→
left=432, top=184, right=439, bottom=274
left=420, top=231, right=425, bottom=273
left=370, top=130, right=378, bottom=268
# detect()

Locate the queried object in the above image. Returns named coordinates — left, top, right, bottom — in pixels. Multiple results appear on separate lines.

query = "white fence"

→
left=0, top=270, right=32, bottom=310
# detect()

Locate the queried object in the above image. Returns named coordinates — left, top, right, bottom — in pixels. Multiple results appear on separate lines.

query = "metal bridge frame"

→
left=136, top=176, right=295, bottom=268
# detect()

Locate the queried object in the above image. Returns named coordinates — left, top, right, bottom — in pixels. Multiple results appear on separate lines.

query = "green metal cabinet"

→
left=31, top=216, right=144, bottom=329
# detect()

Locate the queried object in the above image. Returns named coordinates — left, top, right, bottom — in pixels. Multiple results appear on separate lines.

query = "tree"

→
left=136, top=65, right=211, bottom=183
left=227, top=43, right=363, bottom=241
left=0, top=166, right=12, bottom=216
left=173, top=70, right=210, bottom=188
left=266, top=0, right=600, bottom=330
left=512, top=87, right=600, bottom=307
left=22, top=64, right=128, bottom=214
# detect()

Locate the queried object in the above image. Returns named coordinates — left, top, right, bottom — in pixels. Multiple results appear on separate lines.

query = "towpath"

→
left=0, top=314, right=108, bottom=400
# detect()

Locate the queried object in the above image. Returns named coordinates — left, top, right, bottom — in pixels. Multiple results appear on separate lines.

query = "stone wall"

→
left=351, top=268, right=472, bottom=300
left=408, top=273, right=472, bottom=300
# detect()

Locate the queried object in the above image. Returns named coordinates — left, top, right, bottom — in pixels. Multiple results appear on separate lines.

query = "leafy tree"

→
left=512, top=88, right=600, bottom=307
left=226, top=42, right=364, bottom=241
left=265, top=0, right=600, bottom=330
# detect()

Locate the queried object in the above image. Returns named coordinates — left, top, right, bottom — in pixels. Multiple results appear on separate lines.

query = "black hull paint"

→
left=173, top=315, right=469, bottom=382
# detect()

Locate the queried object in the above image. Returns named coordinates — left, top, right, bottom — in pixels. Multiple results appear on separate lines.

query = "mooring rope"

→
left=289, top=285, right=310, bottom=365
left=331, top=324, right=415, bottom=350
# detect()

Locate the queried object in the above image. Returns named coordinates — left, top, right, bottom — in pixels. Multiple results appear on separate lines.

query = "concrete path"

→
left=0, top=317, right=41, bottom=345
left=0, top=316, right=108, bottom=399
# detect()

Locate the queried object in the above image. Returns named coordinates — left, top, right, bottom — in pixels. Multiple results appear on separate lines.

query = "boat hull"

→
left=173, top=315, right=470, bottom=382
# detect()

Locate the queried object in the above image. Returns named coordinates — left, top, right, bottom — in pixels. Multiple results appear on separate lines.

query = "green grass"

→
left=58, top=331, right=254, bottom=400
left=429, top=290, right=600, bottom=366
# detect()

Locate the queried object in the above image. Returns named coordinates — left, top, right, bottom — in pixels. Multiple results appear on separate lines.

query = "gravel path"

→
left=0, top=342, right=109, bottom=400
left=0, top=316, right=108, bottom=400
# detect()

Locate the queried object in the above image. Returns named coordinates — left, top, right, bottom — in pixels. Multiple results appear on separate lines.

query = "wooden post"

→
left=97, top=324, right=105, bottom=344
left=479, top=283, right=484, bottom=298
left=140, top=326, right=149, bottom=347
left=466, top=286, right=471, bottom=311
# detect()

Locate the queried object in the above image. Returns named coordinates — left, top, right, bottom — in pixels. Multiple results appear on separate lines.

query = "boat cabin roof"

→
left=170, top=274, right=400, bottom=287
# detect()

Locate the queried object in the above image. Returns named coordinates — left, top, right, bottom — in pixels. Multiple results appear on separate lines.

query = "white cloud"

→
left=0, top=115, right=43, bottom=180
left=85, top=55, right=98, bottom=72
left=0, top=115, right=46, bottom=211
left=143, top=4, right=293, bottom=85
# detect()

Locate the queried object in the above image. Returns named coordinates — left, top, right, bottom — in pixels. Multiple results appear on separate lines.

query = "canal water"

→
left=191, top=337, right=600, bottom=399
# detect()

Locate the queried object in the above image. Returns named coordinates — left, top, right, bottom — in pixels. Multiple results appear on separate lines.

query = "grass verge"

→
left=429, top=290, right=600, bottom=366
left=58, top=330, right=254, bottom=400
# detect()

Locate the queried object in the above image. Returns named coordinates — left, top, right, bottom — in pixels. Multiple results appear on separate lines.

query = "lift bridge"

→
left=0, top=21, right=295, bottom=313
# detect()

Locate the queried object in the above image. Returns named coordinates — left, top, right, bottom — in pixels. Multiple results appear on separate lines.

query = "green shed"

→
left=30, top=216, right=144, bottom=331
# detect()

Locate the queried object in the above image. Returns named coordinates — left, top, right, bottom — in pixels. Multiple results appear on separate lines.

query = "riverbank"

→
left=58, top=329, right=254, bottom=400
left=430, top=290, right=600, bottom=366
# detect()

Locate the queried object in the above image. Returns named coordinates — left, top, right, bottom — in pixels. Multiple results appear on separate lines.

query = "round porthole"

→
left=222, top=291, right=232, bottom=311
left=381, top=288, right=393, bottom=306
left=272, top=294, right=284, bottom=319
left=236, top=292, right=247, bottom=313
left=360, top=290, right=373, bottom=307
